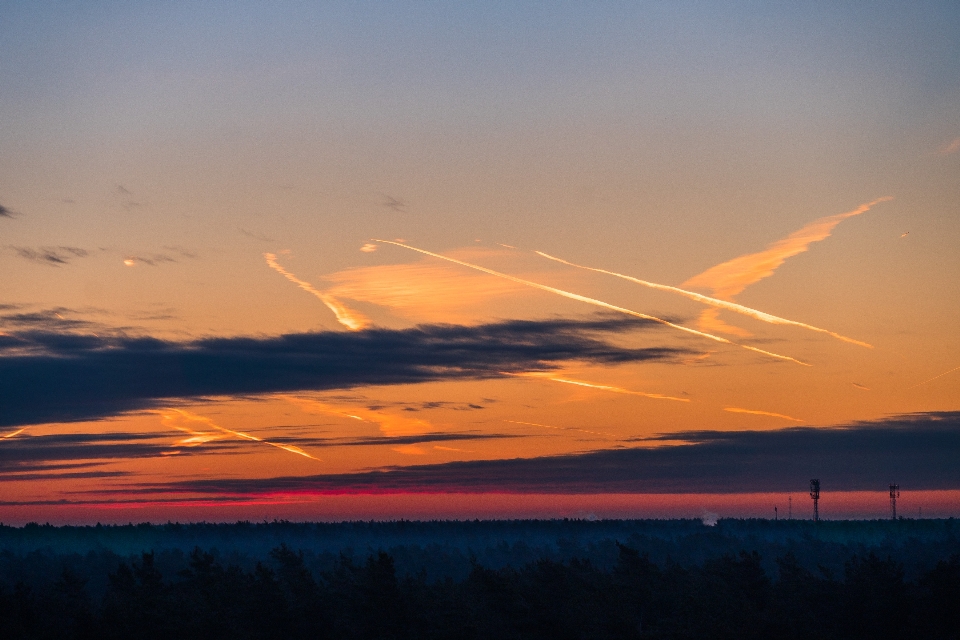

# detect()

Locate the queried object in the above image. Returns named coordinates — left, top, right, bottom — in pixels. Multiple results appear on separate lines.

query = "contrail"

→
left=373, top=239, right=810, bottom=366
left=504, top=419, right=617, bottom=439
left=536, top=251, right=872, bottom=348
left=910, top=365, right=960, bottom=389
left=724, top=407, right=804, bottom=422
left=160, top=409, right=321, bottom=461
left=508, top=371, right=689, bottom=402
left=851, top=382, right=871, bottom=391
left=264, top=253, right=369, bottom=331
left=1, top=428, right=26, bottom=440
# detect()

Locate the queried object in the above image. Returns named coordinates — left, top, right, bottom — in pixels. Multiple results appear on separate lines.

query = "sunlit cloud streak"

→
left=160, top=409, right=321, bottom=461
left=264, top=253, right=370, bottom=330
left=910, top=365, right=960, bottom=389
left=322, top=258, right=525, bottom=323
left=683, top=197, right=893, bottom=299
left=1, top=317, right=678, bottom=427
left=507, top=371, right=689, bottom=402
left=283, top=396, right=435, bottom=437
left=852, top=382, right=871, bottom=391
left=1, top=428, right=27, bottom=440
left=940, top=136, right=960, bottom=156
left=536, top=251, right=871, bottom=348
left=723, top=407, right=803, bottom=422
left=373, top=240, right=809, bottom=365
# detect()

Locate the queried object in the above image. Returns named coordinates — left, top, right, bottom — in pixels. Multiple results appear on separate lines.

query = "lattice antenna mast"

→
left=810, top=479, right=821, bottom=522
left=890, top=484, right=900, bottom=520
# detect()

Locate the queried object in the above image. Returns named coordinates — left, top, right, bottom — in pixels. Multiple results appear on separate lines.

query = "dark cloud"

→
left=0, top=429, right=521, bottom=479
left=381, top=194, right=407, bottom=212
left=0, top=471, right=131, bottom=482
left=156, top=412, right=960, bottom=495
left=0, top=308, right=100, bottom=334
left=0, top=316, right=677, bottom=427
left=11, top=246, right=88, bottom=266
left=0, top=432, right=194, bottom=473
left=163, top=245, right=198, bottom=259
left=0, top=204, right=14, bottom=218
left=238, top=228, right=274, bottom=242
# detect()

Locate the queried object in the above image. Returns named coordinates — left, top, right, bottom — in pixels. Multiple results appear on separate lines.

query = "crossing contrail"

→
left=161, top=409, right=321, bottom=461
left=264, top=253, right=369, bottom=331
left=535, top=251, right=871, bottom=348
left=373, top=239, right=810, bottom=366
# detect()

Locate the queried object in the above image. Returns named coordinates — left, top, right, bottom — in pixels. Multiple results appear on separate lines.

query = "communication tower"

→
left=810, top=479, right=820, bottom=522
left=889, top=484, right=900, bottom=520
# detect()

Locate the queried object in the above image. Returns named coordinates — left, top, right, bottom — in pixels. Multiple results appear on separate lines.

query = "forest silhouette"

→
left=1, top=518, right=958, bottom=639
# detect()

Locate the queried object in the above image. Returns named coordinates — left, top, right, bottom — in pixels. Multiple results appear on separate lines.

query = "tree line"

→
left=2, top=542, right=958, bottom=639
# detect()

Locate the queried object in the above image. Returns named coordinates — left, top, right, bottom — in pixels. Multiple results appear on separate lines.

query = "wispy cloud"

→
left=0, top=316, right=679, bottom=428
left=122, top=253, right=177, bottom=267
left=381, top=194, right=407, bottom=213
left=684, top=197, right=893, bottom=299
left=265, top=252, right=370, bottom=330
left=321, top=255, right=526, bottom=323
left=939, top=136, right=960, bottom=156
left=0, top=203, right=15, bottom=218
left=284, top=396, right=438, bottom=437
left=11, top=246, right=88, bottom=266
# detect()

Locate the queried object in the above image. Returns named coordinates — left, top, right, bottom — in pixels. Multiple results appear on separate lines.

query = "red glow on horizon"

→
left=3, top=490, right=958, bottom=526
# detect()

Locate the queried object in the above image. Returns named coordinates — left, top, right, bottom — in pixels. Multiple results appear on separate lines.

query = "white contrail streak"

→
left=507, top=371, right=689, bottom=402
left=264, top=253, right=369, bottom=331
left=535, top=251, right=872, bottom=348
left=724, top=407, right=804, bottom=422
left=910, top=365, right=960, bottom=389
left=372, top=239, right=810, bottom=366
left=504, top=420, right=617, bottom=438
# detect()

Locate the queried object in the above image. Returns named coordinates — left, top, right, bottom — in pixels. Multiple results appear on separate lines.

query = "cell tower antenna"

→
left=810, top=479, right=821, bottom=522
left=889, top=484, right=900, bottom=520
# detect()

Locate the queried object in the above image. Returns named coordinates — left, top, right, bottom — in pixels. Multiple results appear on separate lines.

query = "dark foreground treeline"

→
left=1, top=519, right=959, bottom=639
left=3, top=544, right=960, bottom=639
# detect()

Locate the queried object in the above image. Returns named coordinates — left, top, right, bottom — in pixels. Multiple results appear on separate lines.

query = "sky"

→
left=2, top=1, right=959, bottom=523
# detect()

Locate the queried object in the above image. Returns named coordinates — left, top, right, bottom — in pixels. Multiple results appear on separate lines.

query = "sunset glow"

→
left=2, top=3, right=959, bottom=525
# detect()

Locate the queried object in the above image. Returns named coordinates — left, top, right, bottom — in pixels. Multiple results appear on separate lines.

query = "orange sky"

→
left=2, top=3, right=959, bottom=523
